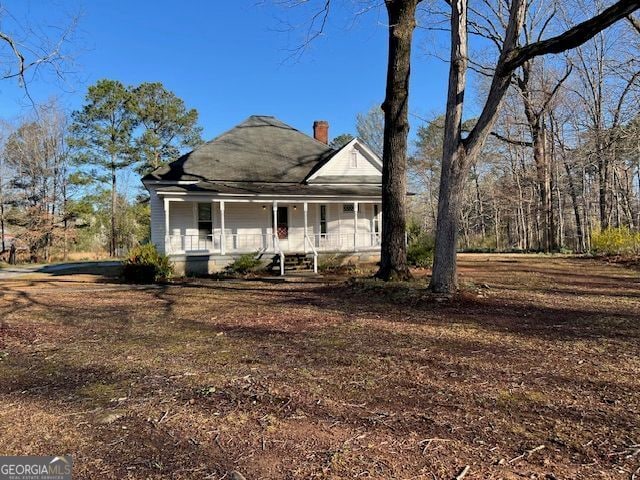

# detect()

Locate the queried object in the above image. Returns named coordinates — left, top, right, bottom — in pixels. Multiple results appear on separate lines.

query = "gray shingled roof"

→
left=143, top=115, right=337, bottom=183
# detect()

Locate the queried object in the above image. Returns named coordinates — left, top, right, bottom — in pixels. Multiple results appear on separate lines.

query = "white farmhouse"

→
left=143, top=115, right=382, bottom=275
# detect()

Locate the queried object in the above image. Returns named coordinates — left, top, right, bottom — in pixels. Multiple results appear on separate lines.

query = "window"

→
left=373, top=204, right=380, bottom=234
left=350, top=150, right=358, bottom=168
left=320, top=205, right=327, bottom=235
left=197, top=203, right=212, bottom=238
left=343, top=204, right=361, bottom=213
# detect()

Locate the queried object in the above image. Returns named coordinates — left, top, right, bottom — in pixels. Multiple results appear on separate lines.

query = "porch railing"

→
left=165, top=232, right=382, bottom=255
left=304, top=232, right=318, bottom=273
left=312, top=232, right=381, bottom=251
left=273, top=234, right=285, bottom=276
left=166, top=233, right=272, bottom=254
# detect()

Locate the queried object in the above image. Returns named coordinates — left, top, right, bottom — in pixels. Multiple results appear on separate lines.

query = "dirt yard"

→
left=0, top=254, right=638, bottom=479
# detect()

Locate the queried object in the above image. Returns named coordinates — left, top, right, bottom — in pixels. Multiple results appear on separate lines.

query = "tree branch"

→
left=628, top=14, right=640, bottom=32
left=0, top=31, right=26, bottom=83
left=538, top=63, right=573, bottom=113
left=463, top=0, right=527, bottom=157
left=461, top=125, right=533, bottom=146
left=489, top=131, right=533, bottom=147
left=501, top=0, right=640, bottom=73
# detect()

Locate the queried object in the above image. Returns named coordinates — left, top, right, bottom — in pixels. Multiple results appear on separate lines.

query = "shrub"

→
left=122, top=244, right=173, bottom=283
left=591, top=227, right=640, bottom=256
left=407, top=233, right=434, bottom=268
left=318, top=254, right=359, bottom=274
left=225, top=253, right=262, bottom=274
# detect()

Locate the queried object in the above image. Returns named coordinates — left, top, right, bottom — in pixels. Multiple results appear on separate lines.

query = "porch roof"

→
left=155, top=181, right=382, bottom=197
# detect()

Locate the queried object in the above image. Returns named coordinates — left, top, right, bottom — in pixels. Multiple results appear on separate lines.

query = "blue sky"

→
left=1, top=0, right=459, bottom=142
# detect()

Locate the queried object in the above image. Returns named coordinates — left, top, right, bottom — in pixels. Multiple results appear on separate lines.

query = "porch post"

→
left=220, top=200, right=226, bottom=255
left=164, top=198, right=170, bottom=254
left=354, top=201, right=359, bottom=251
left=272, top=201, right=278, bottom=250
left=379, top=202, right=382, bottom=245
left=303, top=202, right=308, bottom=254
left=211, top=198, right=216, bottom=251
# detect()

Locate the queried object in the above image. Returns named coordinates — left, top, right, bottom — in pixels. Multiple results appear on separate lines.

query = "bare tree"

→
left=0, top=4, right=78, bottom=104
left=3, top=103, right=71, bottom=262
left=430, top=0, right=639, bottom=293
left=0, top=120, right=10, bottom=255
left=567, top=10, right=639, bottom=230
left=356, top=106, right=384, bottom=158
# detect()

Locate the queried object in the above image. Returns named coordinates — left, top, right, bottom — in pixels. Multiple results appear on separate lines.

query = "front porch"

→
left=166, top=230, right=382, bottom=255
left=159, top=198, right=382, bottom=273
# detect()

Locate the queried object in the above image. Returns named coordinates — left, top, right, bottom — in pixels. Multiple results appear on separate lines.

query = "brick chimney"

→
left=313, top=120, right=329, bottom=144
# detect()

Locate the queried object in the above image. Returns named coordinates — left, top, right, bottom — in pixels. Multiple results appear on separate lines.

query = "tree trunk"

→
left=621, top=167, right=635, bottom=229
left=472, top=163, right=486, bottom=239
left=549, top=116, right=564, bottom=250
left=9, top=243, right=16, bottom=265
left=63, top=179, right=68, bottom=261
left=461, top=200, right=471, bottom=249
left=0, top=202, right=4, bottom=255
left=549, top=128, right=559, bottom=250
left=429, top=0, right=470, bottom=293
left=533, top=124, right=553, bottom=251
left=563, top=158, right=585, bottom=253
left=375, top=0, right=420, bottom=281
left=510, top=151, right=528, bottom=250
left=637, top=160, right=640, bottom=228
left=597, top=131, right=610, bottom=229
left=431, top=146, right=468, bottom=292
left=584, top=167, right=593, bottom=251
left=0, top=174, right=4, bottom=254
left=111, top=160, right=117, bottom=257
left=521, top=84, right=554, bottom=252
left=555, top=165, right=563, bottom=249
left=430, top=0, right=529, bottom=292
left=494, top=202, right=500, bottom=250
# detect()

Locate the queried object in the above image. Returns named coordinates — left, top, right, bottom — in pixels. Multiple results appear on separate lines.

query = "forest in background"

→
left=404, top=1, right=640, bottom=256
left=0, top=80, right=202, bottom=262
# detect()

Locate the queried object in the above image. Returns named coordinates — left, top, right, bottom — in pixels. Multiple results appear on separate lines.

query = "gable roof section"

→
left=143, top=115, right=337, bottom=183
left=305, top=138, right=382, bottom=184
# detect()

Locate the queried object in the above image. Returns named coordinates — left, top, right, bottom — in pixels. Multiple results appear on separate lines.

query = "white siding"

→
left=169, top=202, right=197, bottom=236
left=327, top=203, right=341, bottom=234
left=306, top=204, right=318, bottom=236
left=319, top=147, right=380, bottom=177
left=222, top=203, right=271, bottom=234
left=309, top=140, right=382, bottom=182
left=359, top=203, right=373, bottom=233
left=149, top=187, right=166, bottom=253
left=223, top=202, right=271, bottom=251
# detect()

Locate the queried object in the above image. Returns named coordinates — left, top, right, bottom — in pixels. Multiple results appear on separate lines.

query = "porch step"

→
left=271, top=253, right=315, bottom=273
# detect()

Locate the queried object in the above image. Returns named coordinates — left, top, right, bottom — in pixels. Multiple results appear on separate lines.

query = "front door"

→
left=274, top=206, right=289, bottom=250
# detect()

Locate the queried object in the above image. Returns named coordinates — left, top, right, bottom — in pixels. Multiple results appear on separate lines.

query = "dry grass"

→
left=0, top=254, right=639, bottom=479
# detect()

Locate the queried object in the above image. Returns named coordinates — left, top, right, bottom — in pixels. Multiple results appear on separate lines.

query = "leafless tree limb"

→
left=0, top=5, right=79, bottom=109
left=628, top=14, right=640, bottom=32
left=501, top=0, right=640, bottom=73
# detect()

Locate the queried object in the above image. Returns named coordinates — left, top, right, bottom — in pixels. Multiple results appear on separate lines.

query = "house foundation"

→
left=169, top=251, right=381, bottom=276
